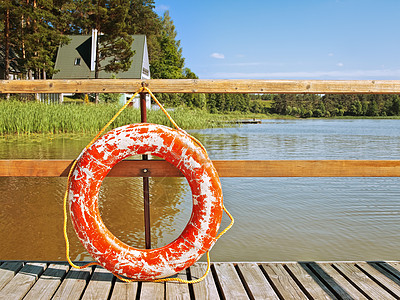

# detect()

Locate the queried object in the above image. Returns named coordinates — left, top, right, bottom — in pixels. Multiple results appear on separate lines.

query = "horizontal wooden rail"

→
left=1, top=160, right=400, bottom=177
left=2, top=79, right=400, bottom=94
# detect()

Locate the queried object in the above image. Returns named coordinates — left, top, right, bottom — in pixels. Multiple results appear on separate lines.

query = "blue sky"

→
left=155, top=0, right=400, bottom=80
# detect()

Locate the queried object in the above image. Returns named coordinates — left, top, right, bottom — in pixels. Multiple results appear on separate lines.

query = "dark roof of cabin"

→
left=53, top=35, right=146, bottom=79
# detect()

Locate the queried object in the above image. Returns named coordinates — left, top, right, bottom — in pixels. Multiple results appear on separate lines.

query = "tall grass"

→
left=0, top=101, right=228, bottom=135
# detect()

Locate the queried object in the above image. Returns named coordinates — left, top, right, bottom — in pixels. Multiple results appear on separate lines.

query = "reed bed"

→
left=0, top=101, right=227, bottom=135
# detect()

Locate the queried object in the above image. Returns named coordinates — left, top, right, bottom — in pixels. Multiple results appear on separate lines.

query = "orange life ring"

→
left=68, top=123, right=223, bottom=280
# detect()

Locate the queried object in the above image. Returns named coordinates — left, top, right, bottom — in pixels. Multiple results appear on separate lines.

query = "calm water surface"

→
left=0, top=119, right=399, bottom=262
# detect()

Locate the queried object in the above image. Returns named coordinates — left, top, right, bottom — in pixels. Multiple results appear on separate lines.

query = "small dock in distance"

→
left=235, top=119, right=262, bottom=124
left=1, top=261, right=400, bottom=299
left=230, top=119, right=262, bottom=124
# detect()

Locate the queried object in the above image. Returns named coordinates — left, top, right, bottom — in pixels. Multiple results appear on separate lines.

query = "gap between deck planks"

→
left=0, top=261, right=400, bottom=299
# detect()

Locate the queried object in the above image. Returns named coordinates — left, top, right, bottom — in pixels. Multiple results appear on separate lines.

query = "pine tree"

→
left=125, top=0, right=162, bottom=70
left=86, top=0, right=134, bottom=78
left=12, top=0, right=71, bottom=79
left=391, top=95, right=400, bottom=115
left=150, top=10, right=184, bottom=79
left=52, top=0, right=80, bottom=34
left=1, top=0, right=14, bottom=80
left=148, top=10, right=186, bottom=106
left=126, top=0, right=160, bottom=36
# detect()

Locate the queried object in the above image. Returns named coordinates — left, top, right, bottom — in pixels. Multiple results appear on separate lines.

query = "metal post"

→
left=140, top=89, right=151, bottom=249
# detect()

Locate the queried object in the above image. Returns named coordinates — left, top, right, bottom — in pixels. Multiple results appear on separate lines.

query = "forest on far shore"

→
left=193, top=93, right=400, bottom=118
left=250, top=93, right=400, bottom=118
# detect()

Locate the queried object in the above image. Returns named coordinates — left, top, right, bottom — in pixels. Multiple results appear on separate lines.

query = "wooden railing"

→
left=2, top=79, right=400, bottom=94
left=1, top=160, right=400, bottom=177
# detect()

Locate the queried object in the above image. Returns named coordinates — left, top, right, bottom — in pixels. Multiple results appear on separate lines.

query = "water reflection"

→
left=0, top=134, right=93, bottom=159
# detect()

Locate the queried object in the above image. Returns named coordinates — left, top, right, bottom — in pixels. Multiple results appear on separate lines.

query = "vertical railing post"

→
left=140, top=85, right=151, bottom=249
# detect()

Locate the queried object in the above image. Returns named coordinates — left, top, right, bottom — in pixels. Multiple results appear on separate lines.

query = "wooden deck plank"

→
left=0, top=261, right=24, bottom=291
left=315, top=263, right=368, bottom=299
left=190, top=263, right=220, bottom=300
left=356, top=262, right=400, bottom=298
left=369, top=262, right=400, bottom=285
left=0, top=262, right=46, bottom=300
left=213, top=262, right=248, bottom=299
left=297, top=263, right=343, bottom=299
left=110, top=279, right=138, bottom=300
left=140, top=281, right=164, bottom=300
left=165, top=270, right=191, bottom=300
left=81, top=266, right=114, bottom=300
left=23, top=263, right=69, bottom=300
left=237, top=263, right=279, bottom=300
left=52, top=266, right=92, bottom=299
left=261, top=263, right=308, bottom=299
left=386, top=262, right=400, bottom=274
left=284, top=263, right=334, bottom=299
left=333, top=263, right=396, bottom=299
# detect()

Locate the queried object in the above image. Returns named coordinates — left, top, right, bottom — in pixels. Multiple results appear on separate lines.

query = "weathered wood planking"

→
left=261, top=263, right=308, bottom=299
left=0, top=262, right=46, bottom=300
left=52, top=265, right=92, bottom=299
left=140, top=281, right=164, bottom=300
left=110, top=279, right=138, bottom=300
left=356, top=262, right=400, bottom=298
left=312, top=262, right=367, bottom=299
left=333, top=263, right=396, bottom=299
left=236, top=263, right=279, bottom=299
left=190, top=263, right=220, bottom=299
left=284, top=263, right=333, bottom=299
left=213, top=263, right=249, bottom=299
left=24, top=263, right=69, bottom=300
left=0, top=261, right=23, bottom=291
left=81, top=266, right=114, bottom=300
left=1, top=159, right=400, bottom=177
left=2, top=79, right=400, bottom=94
left=1, top=261, right=400, bottom=299
left=165, top=270, right=190, bottom=299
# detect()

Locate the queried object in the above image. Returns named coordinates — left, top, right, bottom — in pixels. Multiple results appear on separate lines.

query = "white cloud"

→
left=212, top=69, right=400, bottom=79
left=337, top=62, right=344, bottom=67
left=210, top=53, right=225, bottom=59
left=328, top=53, right=334, bottom=57
left=155, top=5, right=169, bottom=12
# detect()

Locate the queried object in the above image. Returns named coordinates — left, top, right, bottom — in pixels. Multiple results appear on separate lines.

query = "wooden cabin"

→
left=53, top=31, right=151, bottom=107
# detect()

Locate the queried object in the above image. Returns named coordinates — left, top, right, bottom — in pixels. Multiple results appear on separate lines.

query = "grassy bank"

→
left=0, top=101, right=266, bottom=135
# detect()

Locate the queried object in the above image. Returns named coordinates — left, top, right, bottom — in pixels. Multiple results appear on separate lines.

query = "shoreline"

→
left=2, top=116, right=400, bottom=137
left=1, top=99, right=400, bottom=136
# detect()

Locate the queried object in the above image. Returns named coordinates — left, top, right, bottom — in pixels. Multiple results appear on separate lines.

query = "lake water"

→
left=0, top=119, right=399, bottom=262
